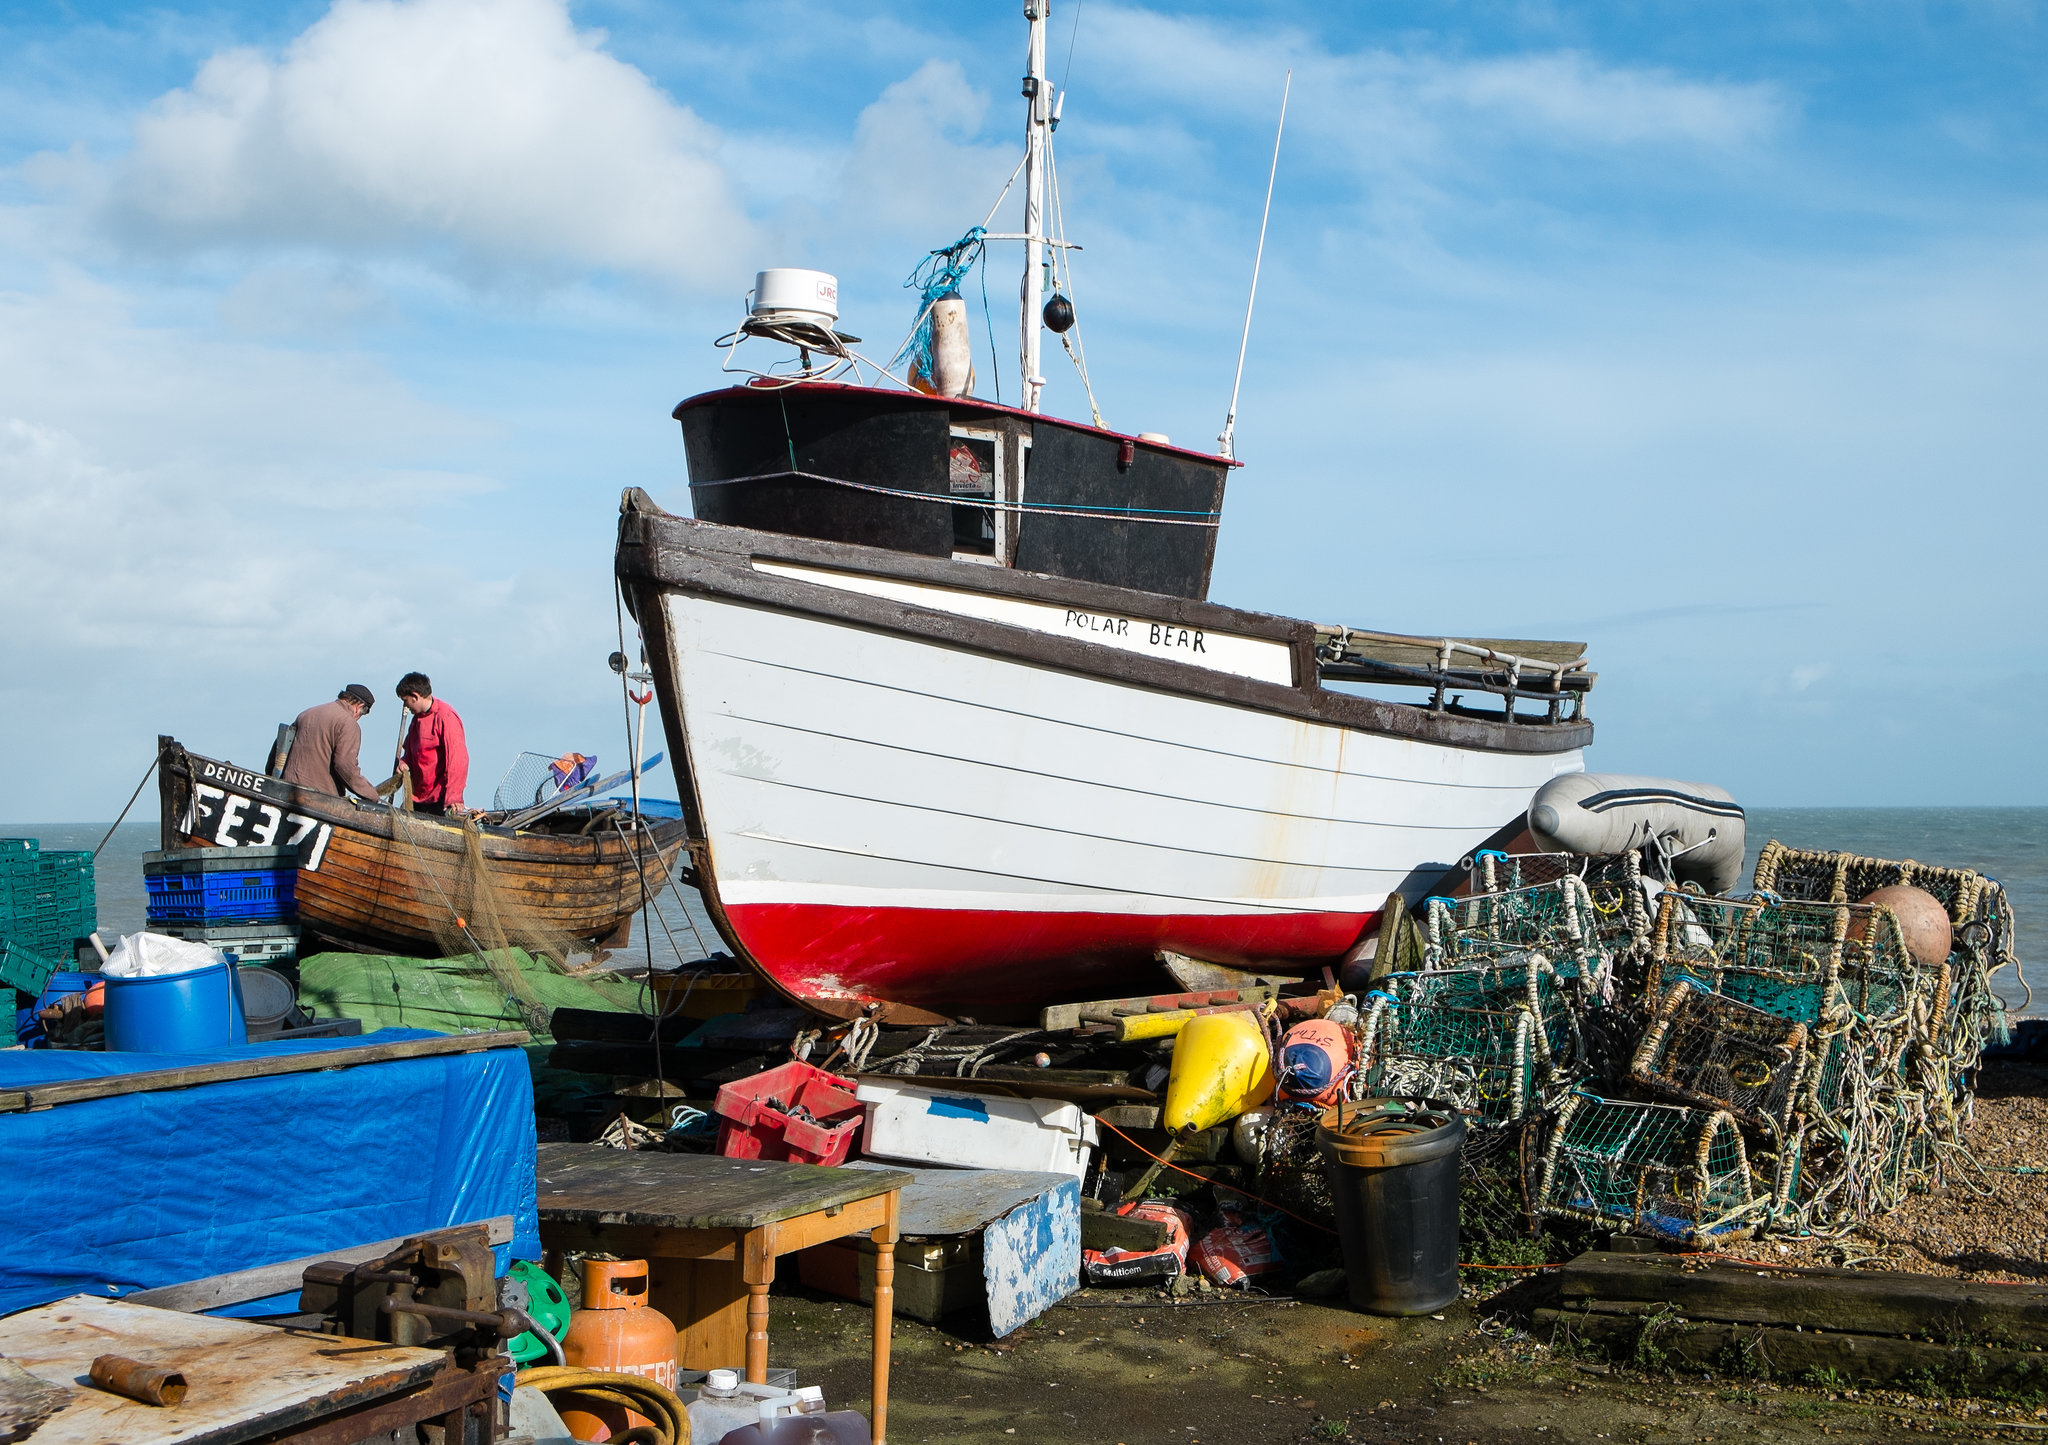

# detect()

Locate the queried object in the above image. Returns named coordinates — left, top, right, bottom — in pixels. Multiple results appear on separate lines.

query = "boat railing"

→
left=1312, top=626, right=1594, bottom=724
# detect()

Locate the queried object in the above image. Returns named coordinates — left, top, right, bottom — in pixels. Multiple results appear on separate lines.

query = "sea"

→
left=9, top=807, right=2044, bottom=1012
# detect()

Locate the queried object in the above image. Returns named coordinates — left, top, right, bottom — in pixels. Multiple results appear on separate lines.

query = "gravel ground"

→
left=1720, top=1063, right=2048, bottom=1279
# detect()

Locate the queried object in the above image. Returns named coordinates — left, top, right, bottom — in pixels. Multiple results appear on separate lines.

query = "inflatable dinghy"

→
left=1529, top=773, right=1746, bottom=893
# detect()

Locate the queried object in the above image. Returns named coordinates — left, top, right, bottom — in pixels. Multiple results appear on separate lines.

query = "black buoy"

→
left=1042, top=293, right=1075, bottom=333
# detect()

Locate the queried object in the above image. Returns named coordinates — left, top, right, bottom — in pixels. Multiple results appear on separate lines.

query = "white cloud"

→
left=1081, top=7, right=1784, bottom=167
left=1423, top=51, right=1780, bottom=149
left=91, top=0, right=756, bottom=289
left=834, top=60, right=1018, bottom=240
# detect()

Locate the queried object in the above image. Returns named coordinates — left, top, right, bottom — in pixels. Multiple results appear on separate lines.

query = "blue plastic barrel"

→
left=103, top=959, right=248, bottom=1052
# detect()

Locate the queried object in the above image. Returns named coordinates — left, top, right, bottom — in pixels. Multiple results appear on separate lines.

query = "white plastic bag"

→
left=101, top=931, right=224, bottom=978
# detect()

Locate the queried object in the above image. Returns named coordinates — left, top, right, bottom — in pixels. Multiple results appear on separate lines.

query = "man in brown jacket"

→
left=281, top=684, right=384, bottom=802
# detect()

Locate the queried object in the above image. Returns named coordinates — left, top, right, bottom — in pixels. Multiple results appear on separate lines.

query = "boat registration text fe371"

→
left=177, top=760, right=336, bottom=869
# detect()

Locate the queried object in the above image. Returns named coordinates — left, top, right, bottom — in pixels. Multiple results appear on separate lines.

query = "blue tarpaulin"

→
left=0, top=1029, right=539, bottom=1318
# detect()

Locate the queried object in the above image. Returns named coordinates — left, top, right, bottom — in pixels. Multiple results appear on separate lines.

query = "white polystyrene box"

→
left=855, top=1081, right=1099, bottom=1178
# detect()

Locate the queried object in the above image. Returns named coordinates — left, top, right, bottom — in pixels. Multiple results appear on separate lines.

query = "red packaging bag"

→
left=1190, top=1222, right=1281, bottom=1289
left=1081, top=1200, right=1195, bottom=1285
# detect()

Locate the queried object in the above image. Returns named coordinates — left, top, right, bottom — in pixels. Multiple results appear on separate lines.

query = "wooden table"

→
left=0, top=1295, right=501, bottom=1445
left=535, top=1143, right=913, bottom=1441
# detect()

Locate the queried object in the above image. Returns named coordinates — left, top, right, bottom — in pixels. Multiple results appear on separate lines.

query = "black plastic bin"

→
left=1317, top=1097, right=1465, bottom=1315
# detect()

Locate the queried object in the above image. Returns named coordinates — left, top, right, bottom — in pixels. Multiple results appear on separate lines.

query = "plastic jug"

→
left=715, top=1389, right=871, bottom=1445
left=689, top=1370, right=787, bottom=1443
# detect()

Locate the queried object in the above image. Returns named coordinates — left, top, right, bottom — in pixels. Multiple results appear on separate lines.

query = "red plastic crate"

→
left=714, top=1061, right=865, bottom=1166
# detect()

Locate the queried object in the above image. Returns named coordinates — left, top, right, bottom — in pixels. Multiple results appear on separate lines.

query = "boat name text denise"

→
left=751, top=559, right=1294, bottom=686
left=180, top=759, right=337, bottom=868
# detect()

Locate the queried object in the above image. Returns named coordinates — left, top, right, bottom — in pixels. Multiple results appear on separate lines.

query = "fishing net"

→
left=1531, top=1093, right=1765, bottom=1243
left=1257, top=1103, right=1336, bottom=1229
left=383, top=811, right=592, bottom=1030
left=491, top=751, right=601, bottom=813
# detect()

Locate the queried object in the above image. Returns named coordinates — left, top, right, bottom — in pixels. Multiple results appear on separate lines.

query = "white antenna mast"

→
left=1218, top=69, right=1290, bottom=460
left=1020, top=0, right=1051, bottom=413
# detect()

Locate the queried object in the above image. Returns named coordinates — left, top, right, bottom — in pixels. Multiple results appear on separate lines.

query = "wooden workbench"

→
left=535, top=1143, right=912, bottom=1441
left=0, top=1295, right=501, bottom=1445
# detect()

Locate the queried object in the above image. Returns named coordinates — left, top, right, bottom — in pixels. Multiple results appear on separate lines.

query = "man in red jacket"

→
left=396, top=672, right=469, bottom=816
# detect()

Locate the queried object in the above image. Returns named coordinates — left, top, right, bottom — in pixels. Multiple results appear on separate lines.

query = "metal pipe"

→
left=379, top=1297, right=524, bottom=1337
left=508, top=1306, right=567, bottom=1367
left=90, top=1354, right=188, bottom=1407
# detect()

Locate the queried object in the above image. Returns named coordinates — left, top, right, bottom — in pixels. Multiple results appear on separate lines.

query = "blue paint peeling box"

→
left=803, top=1165, right=1082, bottom=1336
left=854, top=1081, right=1100, bottom=1177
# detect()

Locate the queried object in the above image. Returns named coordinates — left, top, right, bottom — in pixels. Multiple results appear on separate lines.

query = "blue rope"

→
left=896, top=227, right=987, bottom=384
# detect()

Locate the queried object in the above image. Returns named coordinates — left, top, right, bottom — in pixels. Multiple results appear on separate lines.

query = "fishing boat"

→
left=616, top=2, right=1597, bottom=1018
left=155, top=737, right=691, bottom=958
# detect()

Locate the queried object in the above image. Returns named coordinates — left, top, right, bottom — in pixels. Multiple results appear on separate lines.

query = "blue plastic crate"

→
left=144, top=868, right=297, bottom=922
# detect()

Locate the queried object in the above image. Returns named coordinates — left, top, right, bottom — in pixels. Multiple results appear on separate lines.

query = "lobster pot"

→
left=1629, top=981, right=1811, bottom=1133
left=1461, top=850, right=1651, bottom=948
left=1648, top=894, right=1925, bottom=1028
left=1752, top=841, right=2014, bottom=1088
left=1533, top=1095, right=1759, bottom=1244
left=1424, top=876, right=1611, bottom=980
left=1360, top=959, right=1581, bottom=1126
left=1754, top=841, right=1995, bottom=926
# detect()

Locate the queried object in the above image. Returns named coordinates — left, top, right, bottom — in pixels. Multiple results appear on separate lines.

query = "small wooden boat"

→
left=156, top=737, right=691, bottom=958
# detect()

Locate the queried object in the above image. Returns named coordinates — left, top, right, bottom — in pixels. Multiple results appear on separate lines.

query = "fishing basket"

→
left=1359, top=957, right=1585, bottom=1125
left=1463, top=848, right=1653, bottom=949
left=1423, top=875, right=1611, bottom=981
left=1628, top=981, right=1811, bottom=1134
left=1753, top=840, right=2017, bottom=1057
left=1754, top=841, right=1993, bottom=926
left=1532, top=1093, right=1763, bottom=1243
left=1646, top=893, right=1926, bottom=1027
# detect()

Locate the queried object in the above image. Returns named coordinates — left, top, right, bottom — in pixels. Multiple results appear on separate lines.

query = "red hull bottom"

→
left=722, top=902, right=1378, bottom=1011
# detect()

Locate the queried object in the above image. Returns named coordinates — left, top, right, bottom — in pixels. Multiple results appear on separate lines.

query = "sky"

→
left=1, top=0, right=2043, bottom=821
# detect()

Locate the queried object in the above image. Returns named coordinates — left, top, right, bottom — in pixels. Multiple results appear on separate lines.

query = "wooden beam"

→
left=126, top=1217, right=516, bottom=1312
left=0, top=1031, right=531, bottom=1114
left=1536, top=1303, right=2048, bottom=1393
left=1559, top=1251, right=2048, bottom=1350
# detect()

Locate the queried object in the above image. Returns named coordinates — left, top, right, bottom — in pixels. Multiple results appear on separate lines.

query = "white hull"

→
left=658, top=576, right=1584, bottom=1008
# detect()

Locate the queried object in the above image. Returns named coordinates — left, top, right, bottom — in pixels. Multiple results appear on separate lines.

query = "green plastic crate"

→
left=0, top=937, right=60, bottom=996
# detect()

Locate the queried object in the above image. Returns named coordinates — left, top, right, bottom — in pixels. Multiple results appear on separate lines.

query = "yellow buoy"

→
left=1163, top=1010, right=1276, bottom=1133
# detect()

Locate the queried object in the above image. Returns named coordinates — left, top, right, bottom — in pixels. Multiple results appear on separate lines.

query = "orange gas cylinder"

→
left=556, top=1259, right=678, bottom=1441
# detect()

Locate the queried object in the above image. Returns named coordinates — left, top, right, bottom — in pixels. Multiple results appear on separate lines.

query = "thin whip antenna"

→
left=1218, top=69, right=1290, bottom=461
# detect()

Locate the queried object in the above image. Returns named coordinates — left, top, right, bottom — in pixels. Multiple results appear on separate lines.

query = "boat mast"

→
left=1020, top=0, right=1050, bottom=413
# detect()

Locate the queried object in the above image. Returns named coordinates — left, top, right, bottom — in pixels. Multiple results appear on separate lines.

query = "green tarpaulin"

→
left=298, top=950, right=654, bottom=1117
left=298, top=949, right=648, bottom=1038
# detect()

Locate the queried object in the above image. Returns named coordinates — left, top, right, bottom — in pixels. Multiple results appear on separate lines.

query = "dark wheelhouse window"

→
left=949, top=437, right=997, bottom=556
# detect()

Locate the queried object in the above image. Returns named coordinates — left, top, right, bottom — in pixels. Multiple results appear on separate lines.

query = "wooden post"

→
left=870, top=1190, right=899, bottom=1445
